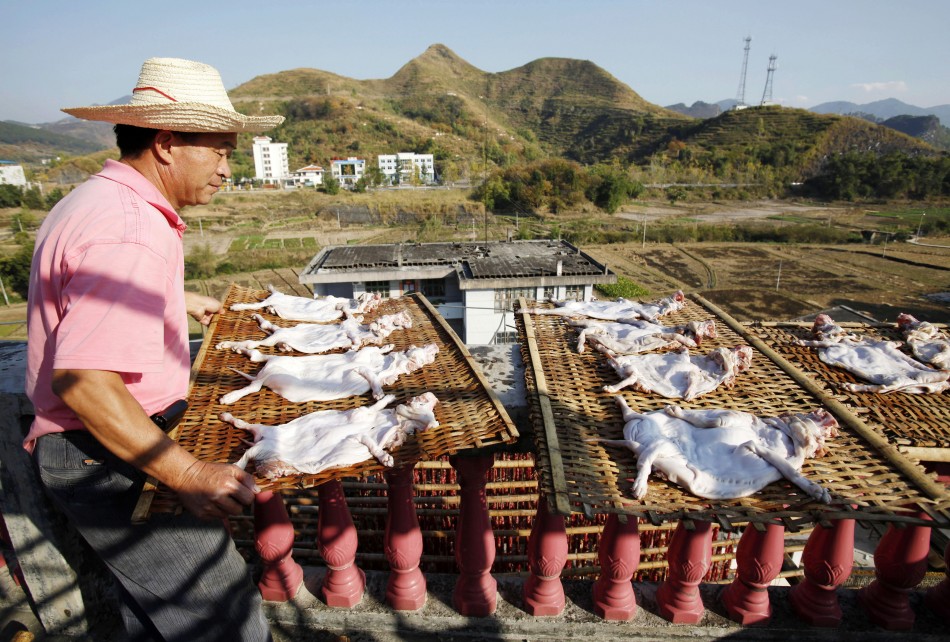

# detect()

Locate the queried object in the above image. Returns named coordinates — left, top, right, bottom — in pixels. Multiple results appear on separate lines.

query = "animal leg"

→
left=219, top=374, right=265, bottom=404
left=742, top=441, right=831, bottom=503
left=604, top=364, right=639, bottom=394
left=356, top=367, right=386, bottom=399
left=358, top=434, right=394, bottom=467
left=630, top=439, right=678, bottom=499
left=216, top=339, right=263, bottom=351
left=218, top=412, right=266, bottom=442
left=614, top=395, right=644, bottom=423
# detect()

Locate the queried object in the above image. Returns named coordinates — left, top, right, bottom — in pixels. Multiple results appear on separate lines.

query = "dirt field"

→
left=587, top=238, right=950, bottom=323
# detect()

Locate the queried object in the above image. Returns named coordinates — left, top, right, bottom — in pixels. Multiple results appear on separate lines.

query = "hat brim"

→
left=61, top=103, right=284, bottom=134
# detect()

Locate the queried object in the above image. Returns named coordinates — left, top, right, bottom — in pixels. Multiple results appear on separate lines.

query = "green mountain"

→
left=0, top=119, right=107, bottom=162
left=10, top=44, right=940, bottom=187
left=229, top=44, right=936, bottom=181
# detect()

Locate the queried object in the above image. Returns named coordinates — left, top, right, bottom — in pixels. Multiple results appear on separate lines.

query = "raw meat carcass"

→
left=216, top=311, right=412, bottom=354
left=569, top=318, right=717, bottom=354
left=219, top=343, right=440, bottom=404
left=798, top=314, right=949, bottom=393
left=598, top=397, right=838, bottom=502
left=897, top=313, right=950, bottom=370
left=230, top=285, right=381, bottom=322
left=220, top=393, right=439, bottom=479
left=602, top=345, right=753, bottom=400
left=525, top=290, right=685, bottom=323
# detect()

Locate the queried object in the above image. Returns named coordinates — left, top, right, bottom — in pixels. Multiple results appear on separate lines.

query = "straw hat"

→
left=61, top=57, right=284, bottom=133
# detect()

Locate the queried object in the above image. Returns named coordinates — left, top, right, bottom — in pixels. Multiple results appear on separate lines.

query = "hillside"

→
left=5, top=44, right=942, bottom=191
left=0, top=120, right=107, bottom=162
left=880, top=115, right=950, bottom=150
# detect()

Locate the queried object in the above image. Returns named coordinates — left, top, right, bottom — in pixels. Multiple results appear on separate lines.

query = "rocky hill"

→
left=4, top=44, right=941, bottom=185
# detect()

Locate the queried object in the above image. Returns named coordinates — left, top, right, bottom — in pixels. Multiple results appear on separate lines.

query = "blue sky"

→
left=2, top=0, right=948, bottom=124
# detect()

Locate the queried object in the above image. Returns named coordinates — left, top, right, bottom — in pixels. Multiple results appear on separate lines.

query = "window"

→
left=494, top=287, right=535, bottom=312
left=493, top=330, right=519, bottom=344
left=542, top=286, right=556, bottom=301
left=364, top=281, right=390, bottom=298
left=420, top=279, right=445, bottom=302
left=564, top=285, right=584, bottom=302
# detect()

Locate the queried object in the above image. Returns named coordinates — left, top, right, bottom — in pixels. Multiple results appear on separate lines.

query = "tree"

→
left=0, top=241, right=34, bottom=300
left=0, top=185, right=21, bottom=208
left=184, top=243, right=218, bottom=280
left=364, top=166, right=386, bottom=188
left=665, top=185, right=687, bottom=205
left=322, top=175, right=341, bottom=195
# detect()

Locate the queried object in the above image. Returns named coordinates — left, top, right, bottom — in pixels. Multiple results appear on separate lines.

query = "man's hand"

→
left=170, top=460, right=261, bottom=520
left=185, top=292, right=221, bottom=326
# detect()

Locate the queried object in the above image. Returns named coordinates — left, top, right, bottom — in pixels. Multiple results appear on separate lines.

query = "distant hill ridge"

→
left=3, top=44, right=941, bottom=183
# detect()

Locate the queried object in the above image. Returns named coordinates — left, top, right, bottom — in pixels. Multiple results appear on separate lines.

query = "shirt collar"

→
left=96, top=159, right=188, bottom=235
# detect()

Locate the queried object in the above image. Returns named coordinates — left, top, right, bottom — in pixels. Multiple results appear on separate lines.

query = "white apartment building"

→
left=0, top=162, right=27, bottom=187
left=378, top=152, right=435, bottom=185
left=290, top=164, right=325, bottom=187
left=330, top=157, right=365, bottom=188
left=299, top=240, right=616, bottom=345
left=252, top=136, right=290, bottom=185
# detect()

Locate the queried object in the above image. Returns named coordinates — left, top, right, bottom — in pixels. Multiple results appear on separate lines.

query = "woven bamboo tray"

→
left=135, top=285, right=518, bottom=519
left=742, top=319, right=950, bottom=453
left=518, top=295, right=950, bottom=529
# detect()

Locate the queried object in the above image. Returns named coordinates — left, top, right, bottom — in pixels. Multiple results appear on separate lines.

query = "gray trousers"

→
left=34, top=431, right=271, bottom=642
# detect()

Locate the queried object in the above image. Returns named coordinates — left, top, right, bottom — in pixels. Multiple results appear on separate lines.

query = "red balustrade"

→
left=925, top=541, right=950, bottom=623
left=788, top=519, right=854, bottom=626
left=450, top=454, right=497, bottom=616
left=720, top=521, right=785, bottom=625
left=317, top=480, right=365, bottom=607
left=384, top=465, right=427, bottom=611
left=592, top=514, right=640, bottom=621
left=859, top=515, right=932, bottom=630
left=656, top=520, right=713, bottom=623
left=253, top=490, right=304, bottom=602
left=523, top=498, right=568, bottom=616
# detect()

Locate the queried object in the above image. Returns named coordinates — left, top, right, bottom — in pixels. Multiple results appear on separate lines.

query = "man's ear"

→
left=153, top=130, right=176, bottom=165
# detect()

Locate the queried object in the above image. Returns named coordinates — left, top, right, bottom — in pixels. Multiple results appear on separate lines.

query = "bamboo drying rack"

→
left=518, top=294, right=950, bottom=530
left=741, top=316, right=950, bottom=460
left=133, top=285, right=518, bottom=521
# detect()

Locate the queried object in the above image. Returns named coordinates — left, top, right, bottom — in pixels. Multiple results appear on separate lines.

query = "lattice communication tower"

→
left=760, top=54, right=777, bottom=106
left=735, top=36, right=752, bottom=107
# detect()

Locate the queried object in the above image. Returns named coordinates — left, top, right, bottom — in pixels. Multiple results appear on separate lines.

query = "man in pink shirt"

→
left=26, top=58, right=283, bottom=641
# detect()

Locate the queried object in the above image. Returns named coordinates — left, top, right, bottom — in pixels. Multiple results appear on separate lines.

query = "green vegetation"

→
left=804, top=152, right=950, bottom=201
left=596, top=276, right=650, bottom=299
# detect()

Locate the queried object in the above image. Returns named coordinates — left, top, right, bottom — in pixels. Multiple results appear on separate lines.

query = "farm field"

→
left=587, top=238, right=950, bottom=323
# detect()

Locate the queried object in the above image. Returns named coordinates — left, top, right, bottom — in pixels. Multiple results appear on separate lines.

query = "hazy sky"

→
left=3, top=0, right=948, bottom=124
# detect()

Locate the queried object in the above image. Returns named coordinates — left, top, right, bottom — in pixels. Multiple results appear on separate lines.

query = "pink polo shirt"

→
left=24, top=160, right=190, bottom=449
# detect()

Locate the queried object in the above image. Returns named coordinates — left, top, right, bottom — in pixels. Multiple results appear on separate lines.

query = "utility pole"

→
left=760, top=55, right=777, bottom=106
left=775, top=260, right=782, bottom=291
left=735, top=36, right=752, bottom=108
left=916, top=211, right=926, bottom=238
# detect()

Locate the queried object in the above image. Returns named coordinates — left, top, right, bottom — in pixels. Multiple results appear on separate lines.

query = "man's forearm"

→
left=51, top=368, right=198, bottom=486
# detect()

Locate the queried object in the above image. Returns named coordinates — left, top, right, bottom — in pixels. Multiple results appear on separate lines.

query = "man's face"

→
left=170, top=132, right=237, bottom=208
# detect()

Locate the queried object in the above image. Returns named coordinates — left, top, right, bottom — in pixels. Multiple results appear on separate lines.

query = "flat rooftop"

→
left=300, top=239, right=616, bottom=287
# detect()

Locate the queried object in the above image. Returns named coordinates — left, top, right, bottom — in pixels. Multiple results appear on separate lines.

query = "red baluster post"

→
left=523, top=497, right=568, bottom=616
left=859, top=516, right=932, bottom=630
left=384, top=465, right=426, bottom=611
left=720, top=521, right=785, bottom=625
left=450, top=454, right=497, bottom=616
left=317, top=479, right=365, bottom=607
left=656, top=520, right=713, bottom=623
left=925, top=540, right=950, bottom=624
left=253, top=490, right=304, bottom=602
left=592, top=513, right=640, bottom=621
left=788, top=519, right=854, bottom=626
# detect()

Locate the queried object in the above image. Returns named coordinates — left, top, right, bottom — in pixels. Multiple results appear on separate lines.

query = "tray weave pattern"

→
left=518, top=297, right=950, bottom=528
left=744, top=321, right=950, bottom=449
left=142, top=285, right=518, bottom=516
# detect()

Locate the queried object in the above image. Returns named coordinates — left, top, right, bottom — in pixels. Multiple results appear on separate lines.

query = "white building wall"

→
left=252, top=136, right=290, bottom=183
left=0, top=164, right=27, bottom=186
left=463, top=289, right=508, bottom=345
left=377, top=152, right=435, bottom=185
left=331, top=158, right=366, bottom=187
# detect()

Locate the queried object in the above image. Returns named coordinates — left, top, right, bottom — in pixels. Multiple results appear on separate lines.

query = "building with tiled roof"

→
left=299, top=239, right=616, bottom=344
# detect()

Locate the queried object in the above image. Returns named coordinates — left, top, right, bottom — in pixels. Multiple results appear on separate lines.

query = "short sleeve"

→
left=53, top=241, right=167, bottom=373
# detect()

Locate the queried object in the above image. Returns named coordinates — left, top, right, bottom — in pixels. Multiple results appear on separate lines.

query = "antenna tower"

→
left=735, top=36, right=751, bottom=107
left=760, top=55, right=777, bottom=106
